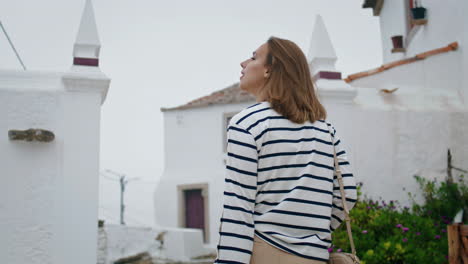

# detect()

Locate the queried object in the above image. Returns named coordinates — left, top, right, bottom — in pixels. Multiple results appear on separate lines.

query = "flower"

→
left=395, top=243, right=405, bottom=253
left=435, top=235, right=441, bottom=239
left=402, top=227, right=410, bottom=232
left=383, top=241, right=391, bottom=249
left=441, top=229, right=447, bottom=233
left=337, top=248, right=342, bottom=252
left=416, top=232, right=421, bottom=236
left=366, top=206, right=371, bottom=210
left=402, top=238, right=408, bottom=242
left=362, top=230, right=368, bottom=234
left=328, top=247, right=334, bottom=253
left=396, top=224, right=403, bottom=228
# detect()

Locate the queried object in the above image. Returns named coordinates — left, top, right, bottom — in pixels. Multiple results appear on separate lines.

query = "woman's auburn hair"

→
left=262, top=36, right=326, bottom=124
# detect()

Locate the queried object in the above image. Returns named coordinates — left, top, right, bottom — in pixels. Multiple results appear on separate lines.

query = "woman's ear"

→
left=264, top=67, right=270, bottom=78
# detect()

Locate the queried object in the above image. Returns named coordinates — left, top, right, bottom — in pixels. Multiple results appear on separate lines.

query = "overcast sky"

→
left=1, top=0, right=382, bottom=226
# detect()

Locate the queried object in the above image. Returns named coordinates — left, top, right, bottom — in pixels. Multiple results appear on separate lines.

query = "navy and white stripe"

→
left=215, top=102, right=357, bottom=264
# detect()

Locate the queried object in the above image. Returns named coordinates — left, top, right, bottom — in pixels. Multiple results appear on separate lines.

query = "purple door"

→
left=184, top=189, right=205, bottom=240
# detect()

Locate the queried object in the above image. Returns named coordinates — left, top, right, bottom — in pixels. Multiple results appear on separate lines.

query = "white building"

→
left=156, top=84, right=255, bottom=247
left=0, top=0, right=111, bottom=263
left=155, top=0, right=468, bottom=250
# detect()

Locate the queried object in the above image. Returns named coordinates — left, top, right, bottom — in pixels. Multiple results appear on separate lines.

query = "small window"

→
left=222, top=112, right=239, bottom=152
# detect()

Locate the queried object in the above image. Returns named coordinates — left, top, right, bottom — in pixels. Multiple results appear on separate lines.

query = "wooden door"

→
left=184, top=189, right=205, bottom=241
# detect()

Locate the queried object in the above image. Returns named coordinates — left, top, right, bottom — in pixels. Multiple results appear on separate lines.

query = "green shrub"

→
left=411, top=175, right=468, bottom=224
left=331, top=174, right=467, bottom=264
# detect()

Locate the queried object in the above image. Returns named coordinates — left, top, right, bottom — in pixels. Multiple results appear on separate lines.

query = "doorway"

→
left=177, top=183, right=209, bottom=243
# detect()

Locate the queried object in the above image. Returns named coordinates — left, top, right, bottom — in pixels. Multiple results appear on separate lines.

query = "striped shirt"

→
left=215, top=102, right=357, bottom=264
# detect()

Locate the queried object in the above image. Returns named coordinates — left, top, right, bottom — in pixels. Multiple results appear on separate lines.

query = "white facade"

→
left=379, top=0, right=468, bottom=71
left=155, top=103, right=251, bottom=247
left=0, top=1, right=110, bottom=263
left=0, top=68, right=109, bottom=264
left=354, top=0, right=468, bottom=181
left=155, top=0, right=468, bottom=251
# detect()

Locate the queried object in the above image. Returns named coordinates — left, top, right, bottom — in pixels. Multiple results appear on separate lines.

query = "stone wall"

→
left=97, top=223, right=214, bottom=264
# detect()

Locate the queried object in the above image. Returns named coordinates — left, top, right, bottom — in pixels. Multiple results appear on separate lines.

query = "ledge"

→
left=0, top=69, right=63, bottom=91
left=411, top=19, right=428, bottom=26
left=391, top=48, right=406, bottom=53
left=62, top=68, right=111, bottom=104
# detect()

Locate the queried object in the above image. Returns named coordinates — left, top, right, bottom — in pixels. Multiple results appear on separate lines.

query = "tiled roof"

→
left=344, top=42, right=459, bottom=83
left=161, top=82, right=255, bottom=112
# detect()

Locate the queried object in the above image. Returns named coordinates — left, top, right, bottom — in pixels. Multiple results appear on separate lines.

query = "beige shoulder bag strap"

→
left=331, top=130, right=357, bottom=256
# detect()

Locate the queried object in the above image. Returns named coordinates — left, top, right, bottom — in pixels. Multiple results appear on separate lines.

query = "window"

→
left=222, top=112, right=239, bottom=153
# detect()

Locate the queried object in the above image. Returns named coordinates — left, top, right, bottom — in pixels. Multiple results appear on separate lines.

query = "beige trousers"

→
left=250, top=235, right=327, bottom=264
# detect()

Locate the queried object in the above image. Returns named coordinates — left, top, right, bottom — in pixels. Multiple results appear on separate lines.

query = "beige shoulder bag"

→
left=328, top=134, right=360, bottom=264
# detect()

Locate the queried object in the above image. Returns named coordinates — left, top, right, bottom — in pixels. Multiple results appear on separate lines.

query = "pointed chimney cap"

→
left=307, top=15, right=337, bottom=72
left=75, top=0, right=100, bottom=46
left=73, top=0, right=101, bottom=66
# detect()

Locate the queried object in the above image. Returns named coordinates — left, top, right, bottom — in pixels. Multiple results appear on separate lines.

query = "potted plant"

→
left=411, top=0, right=427, bottom=20
left=391, top=35, right=405, bottom=52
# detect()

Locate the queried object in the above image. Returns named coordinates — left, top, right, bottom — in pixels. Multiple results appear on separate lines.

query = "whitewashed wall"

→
left=0, top=68, right=109, bottom=264
left=98, top=224, right=162, bottom=264
left=404, top=0, right=466, bottom=57
left=379, top=0, right=408, bottom=62
left=324, top=102, right=466, bottom=204
left=349, top=45, right=467, bottom=187
left=155, top=103, right=251, bottom=248
left=379, top=0, right=466, bottom=63
left=97, top=224, right=211, bottom=264
left=462, top=0, right=468, bottom=107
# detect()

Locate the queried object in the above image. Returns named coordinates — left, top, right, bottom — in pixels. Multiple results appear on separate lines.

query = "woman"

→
left=215, top=37, right=357, bottom=264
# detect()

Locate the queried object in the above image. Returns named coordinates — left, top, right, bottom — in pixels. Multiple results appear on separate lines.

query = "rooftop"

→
left=161, top=83, right=255, bottom=112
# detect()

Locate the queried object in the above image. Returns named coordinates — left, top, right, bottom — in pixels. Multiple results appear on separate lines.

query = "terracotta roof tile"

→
left=344, top=42, right=458, bottom=83
left=161, top=83, right=255, bottom=112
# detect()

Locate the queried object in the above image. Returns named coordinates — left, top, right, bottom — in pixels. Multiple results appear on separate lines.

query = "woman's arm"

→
left=215, top=123, right=258, bottom=264
left=329, top=126, right=358, bottom=231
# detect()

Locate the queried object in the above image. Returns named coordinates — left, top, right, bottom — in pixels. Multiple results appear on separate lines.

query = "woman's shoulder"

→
left=317, top=119, right=332, bottom=128
left=313, top=119, right=335, bottom=135
left=229, top=101, right=273, bottom=128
